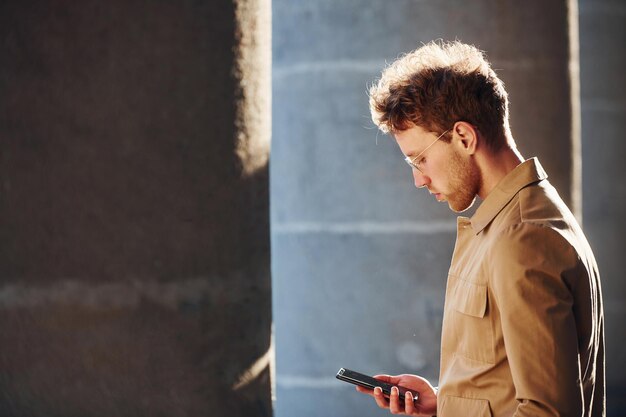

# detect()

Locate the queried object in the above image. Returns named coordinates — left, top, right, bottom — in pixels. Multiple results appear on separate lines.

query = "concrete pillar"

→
left=579, top=1, right=626, bottom=414
left=0, top=1, right=272, bottom=416
left=272, top=1, right=576, bottom=416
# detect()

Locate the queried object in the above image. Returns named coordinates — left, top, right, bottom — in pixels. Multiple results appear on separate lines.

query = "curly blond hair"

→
left=369, top=41, right=511, bottom=151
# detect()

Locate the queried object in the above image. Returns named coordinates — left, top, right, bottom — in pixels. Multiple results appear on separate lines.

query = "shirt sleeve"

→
left=488, top=222, right=584, bottom=417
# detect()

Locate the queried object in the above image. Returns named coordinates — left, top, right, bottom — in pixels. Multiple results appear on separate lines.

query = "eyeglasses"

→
left=404, top=129, right=451, bottom=173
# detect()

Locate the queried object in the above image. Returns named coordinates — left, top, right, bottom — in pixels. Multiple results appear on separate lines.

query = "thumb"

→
left=371, top=375, right=393, bottom=384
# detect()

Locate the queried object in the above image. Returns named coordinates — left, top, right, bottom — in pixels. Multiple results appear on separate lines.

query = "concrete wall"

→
left=272, top=1, right=579, bottom=417
left=0, top=1, right=272, bottom=416
left=579, top=0, right=626, bottom=414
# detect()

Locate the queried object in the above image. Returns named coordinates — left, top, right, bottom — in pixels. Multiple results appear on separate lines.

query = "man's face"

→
left=394, top=125, right=481, bottom=213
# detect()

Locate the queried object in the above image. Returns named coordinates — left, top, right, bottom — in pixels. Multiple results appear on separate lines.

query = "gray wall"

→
left=579, top=0, right=626, bottom=413
left=0, top=1, right=271, bottom=416
left=271, top=1, right=614, bottom=416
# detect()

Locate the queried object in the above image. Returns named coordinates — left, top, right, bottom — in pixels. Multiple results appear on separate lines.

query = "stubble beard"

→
left=446, top=150, right=481, bottom=213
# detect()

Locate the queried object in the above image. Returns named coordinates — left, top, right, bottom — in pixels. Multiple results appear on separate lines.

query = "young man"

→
left=356, top=41, right=605, bottom=417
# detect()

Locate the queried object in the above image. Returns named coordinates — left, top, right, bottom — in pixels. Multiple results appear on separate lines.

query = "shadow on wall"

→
left=0, top=1, right=272, bottom=416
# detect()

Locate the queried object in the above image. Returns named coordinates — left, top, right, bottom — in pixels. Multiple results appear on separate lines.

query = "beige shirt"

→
left=437, top=158, right=605, bottom=417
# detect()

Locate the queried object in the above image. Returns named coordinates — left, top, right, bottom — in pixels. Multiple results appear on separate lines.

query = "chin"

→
left=448, top=196, right=477, bottom=213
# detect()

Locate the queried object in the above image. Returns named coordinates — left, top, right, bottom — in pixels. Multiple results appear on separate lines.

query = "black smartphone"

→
left=336, top=368, right=417, bottom=403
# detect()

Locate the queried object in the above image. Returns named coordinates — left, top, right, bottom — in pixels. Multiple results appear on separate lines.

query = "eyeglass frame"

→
left=404, top=128, right=451, bottom=173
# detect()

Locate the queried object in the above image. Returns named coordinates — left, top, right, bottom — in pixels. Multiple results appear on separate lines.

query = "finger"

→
left=388, top=386, right=404, bottom=414
left=373, top=374, right=406, bottom=386
left=355, top=385, right=373, bottom=395
left=372, top=387, right=390, bottom=409
left=404, top=391, right=416, bottom=415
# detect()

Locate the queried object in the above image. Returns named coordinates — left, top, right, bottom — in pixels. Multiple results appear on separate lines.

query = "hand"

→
left=355, top=374, right=437, bottom=416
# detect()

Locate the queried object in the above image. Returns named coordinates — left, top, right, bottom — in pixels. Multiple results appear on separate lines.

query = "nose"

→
left=412, top=169, right=429, bottom=189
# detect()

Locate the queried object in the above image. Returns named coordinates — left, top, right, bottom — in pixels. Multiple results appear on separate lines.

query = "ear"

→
left=452, top=121, right=478, bottom=155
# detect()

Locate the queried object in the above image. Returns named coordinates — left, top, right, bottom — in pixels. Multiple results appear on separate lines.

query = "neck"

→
left=476, top=143, right=524, bottom=200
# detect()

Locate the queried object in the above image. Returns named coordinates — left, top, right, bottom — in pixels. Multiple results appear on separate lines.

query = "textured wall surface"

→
left=271, top=1, right=580, bottom=416
left=0, top=1, right=271, bottom=416
left=579, top=0, right=626, bottom=414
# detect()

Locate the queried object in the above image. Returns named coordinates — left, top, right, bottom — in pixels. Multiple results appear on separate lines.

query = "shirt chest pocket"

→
left=447, top=276, right=495, bottom=364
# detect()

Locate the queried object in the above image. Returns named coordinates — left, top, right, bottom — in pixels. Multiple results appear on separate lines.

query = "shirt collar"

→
left=469, top=157, right=548, bottom=234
